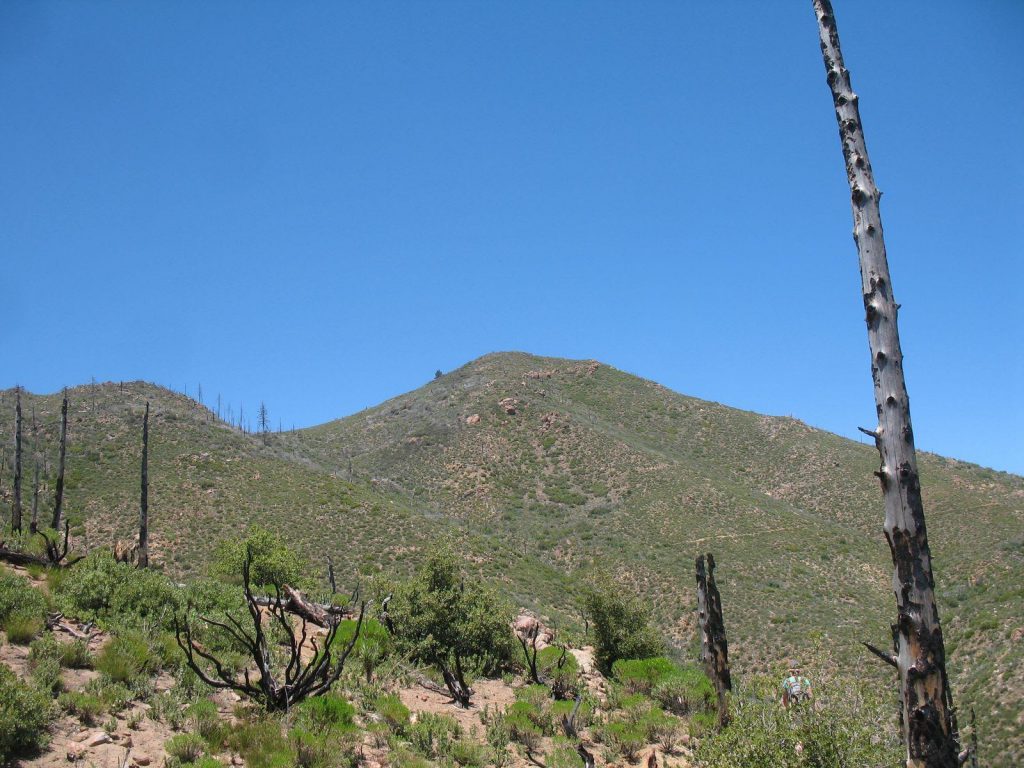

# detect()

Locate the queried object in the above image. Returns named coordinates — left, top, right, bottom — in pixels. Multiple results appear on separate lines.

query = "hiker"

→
left=781, top=660, right=812, bottom=708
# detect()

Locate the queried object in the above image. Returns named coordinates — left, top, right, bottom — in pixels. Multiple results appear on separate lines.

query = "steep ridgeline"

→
left=2, top=352, right=1022, bottom=764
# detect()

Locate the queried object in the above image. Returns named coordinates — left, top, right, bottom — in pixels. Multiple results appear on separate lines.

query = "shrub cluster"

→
left=580, top=577, right=663, bottom=673
left=0, top=567, right=48, bottom=644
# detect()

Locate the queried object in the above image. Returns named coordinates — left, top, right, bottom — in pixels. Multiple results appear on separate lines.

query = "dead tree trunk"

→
left=12, top=388, right=23, bottom=532
left=812, top=3, right=959, bottom=765
left=696, top=553, right=731, bottom=726
left=52, top=392, right=68, bottom=530
left=138, top=401, right=150, bottom=568
left=30, top=458, right=40, bottom=534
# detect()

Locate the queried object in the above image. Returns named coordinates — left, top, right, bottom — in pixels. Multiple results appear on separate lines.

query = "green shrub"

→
left=580, top=577, right=663, bottom=674
left=188, top=699, right=227, bottom=747
left=652, top=665, right=716, bottom=716
left=29, top=633, right=91, bottom=669
left=0, top=664, right=52, bottom=762
left=374, top=693, right=410, bottom=734
left=165, top=732, right=207, bottom=764
left=211, top=526, right=309, bottom=589
left=0, top=570, right=47, bottom=626
left=450, top=738, right=489, bottom=768
left=59, top=691, right=107, bottom=725
left=109, top=568, right=182, bottom=632
left=537, top=646, right=579, bottom=699
left=407, top=711, right=462, bottom=760
left=228, top=718, right=294, bottom=768
left=53, top=552, right=130, bottom=621
left=293, top=693, right=356, bottom=734
left=4, top=609, right=45, bottom=644
left=600, top=721, right=645, bottom=762
left=60, top=639, right=94, bottom=669
left=695, top=675, right=902, bottom=768
left=289, top=726, right=360, bottom=768
left=612, top=656, right=678, bottom=694
left=31, top=655, right=63, bottom=695
left=503, top=705, right=544, bottom=753
left=388, top=548, right=516, bottom=690
left=328, top=618, right=392, bottom=683
left=96, top=630, right=159, bottom=684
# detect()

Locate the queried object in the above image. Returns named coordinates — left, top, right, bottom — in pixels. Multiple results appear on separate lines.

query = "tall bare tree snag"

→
left=29, top=407, right=41, bottom=534
left=695, top=553, right=731, bottom=726
left=51, top=392, right=68, bottom=530
left=138, top=401, right=150, bottom=568
left=12, top=388, right=23, bottom=532
left=812, top=2, right=959, bottom=765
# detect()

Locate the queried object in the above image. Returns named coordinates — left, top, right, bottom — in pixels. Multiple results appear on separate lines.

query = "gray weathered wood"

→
left=696, top=553, right=731, bottom=727
left=12, top=388, right=23, bottom=532
left=138, top=401, right=150, bottom=568
left=52, top=392, right=68, bottom=530
left=812, top=2, right=959, bottom=765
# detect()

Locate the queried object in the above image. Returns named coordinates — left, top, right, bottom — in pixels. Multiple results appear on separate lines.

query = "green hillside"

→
left=3, top=352, right=1022, bottom=764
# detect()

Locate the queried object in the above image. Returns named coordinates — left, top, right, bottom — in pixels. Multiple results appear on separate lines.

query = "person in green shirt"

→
left=781, top=660, right=813, bottom=708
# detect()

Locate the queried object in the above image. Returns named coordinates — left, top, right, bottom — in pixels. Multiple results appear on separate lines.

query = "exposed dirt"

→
left=399, top=677, right=516, bottom=735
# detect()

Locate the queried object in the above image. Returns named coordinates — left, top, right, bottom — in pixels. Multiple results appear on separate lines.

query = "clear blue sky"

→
left=2, top=1, right=1021, bottom=474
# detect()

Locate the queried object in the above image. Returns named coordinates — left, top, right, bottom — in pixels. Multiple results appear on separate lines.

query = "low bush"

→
left=52, top=552, right=129, bottom=621
left=165, top=732, right=208, bottom=764
left=374, top=693, right=410, bottom=734
left=109, top=568, right=182, bottom=632
left=4, top=609, right=45, bottom=644
left=0, top=663, right=52, bottom=761
left=228, top=718, right=294, bottom=768
left=695, top=675, right=902, bottom=767
left=600, top=721, right=646, bottom=762
left=652, top=665, right=716, bottom=716
left=188, top=699, right=227, bottom=748
left=96, top=630, right=160, bottom=684
left=612, top=656, right=678, bottom=694
left=0, top=570, right=48, bottom=627
left=59, top=691, right=107, bottom=725
left=31, top=655, right=63, bottom=695
left=537, top=645, right=579, bottom=699
left=407, top=711, right=462, bottom=761
left=293, top=693, right=356, bottom=734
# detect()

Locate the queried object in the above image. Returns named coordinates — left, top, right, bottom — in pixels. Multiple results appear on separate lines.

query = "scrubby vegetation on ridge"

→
left=0, top=529, right=906, bottom=768
left=1, top=354, right=1020, bottom=764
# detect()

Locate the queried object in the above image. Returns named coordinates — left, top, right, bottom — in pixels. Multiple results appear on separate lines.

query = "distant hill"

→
left=3, top=352, right=1022, bottom=765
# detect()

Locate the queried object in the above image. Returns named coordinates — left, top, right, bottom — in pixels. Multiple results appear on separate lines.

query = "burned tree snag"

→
left=696, top=553, right=731, bottom=727
left=12, top=388, right=23, bottom=532
left=813, top=2, right=959, bottom=765
left=138, top=401, right=150, bottom=569
left=30, top=458, right=40, bottom=535
left=52, top=392, right=68, bottom=530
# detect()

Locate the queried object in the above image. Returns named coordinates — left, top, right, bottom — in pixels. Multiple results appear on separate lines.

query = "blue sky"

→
left=2, top=1, right=1021, bottom=474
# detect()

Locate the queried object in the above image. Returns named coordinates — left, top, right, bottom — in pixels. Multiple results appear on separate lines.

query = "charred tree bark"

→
left=813, top=3, right=959, bottom=766
left=696, top=553, right=731, bottom=727
left=12, top=388, right=23, bottom=532
left=52, top=392, right=68, bottom=530
left=138, top=401, right=150, bottom=568
left=30, top=458, right=40, bottom=535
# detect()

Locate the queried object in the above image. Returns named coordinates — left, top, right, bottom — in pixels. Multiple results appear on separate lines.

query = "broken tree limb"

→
left=863, top=640, right=898, bottom=668
left=813, top=2, right=960, bottom=765
left=249, top=587, right=354, bottom=627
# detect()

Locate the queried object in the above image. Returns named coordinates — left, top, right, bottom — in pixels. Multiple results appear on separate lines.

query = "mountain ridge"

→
left=2, top=351, right=1022, bottom=764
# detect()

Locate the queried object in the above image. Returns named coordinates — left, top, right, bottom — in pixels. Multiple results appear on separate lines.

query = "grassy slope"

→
left=2, top=352, right=1022, bottom=764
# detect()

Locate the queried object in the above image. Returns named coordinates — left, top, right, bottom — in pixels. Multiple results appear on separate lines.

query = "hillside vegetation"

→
left=2, top=351, right=1022, bottom=764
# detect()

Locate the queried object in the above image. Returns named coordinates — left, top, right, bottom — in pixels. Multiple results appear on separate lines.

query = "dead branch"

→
left=174, top=546, right=364, bottom=710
